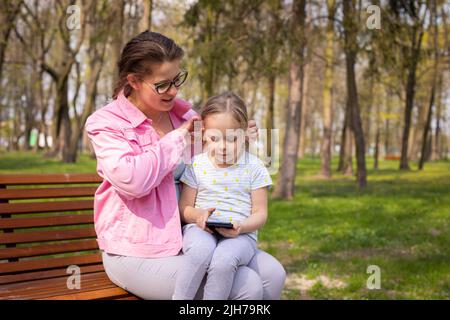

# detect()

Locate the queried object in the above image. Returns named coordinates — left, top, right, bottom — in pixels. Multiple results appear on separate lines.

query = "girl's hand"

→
left=246, top=119, right=258, bottom=141
left=215, top=222, right=242, bottom=238
left=195, top=207, right=215, bottom=233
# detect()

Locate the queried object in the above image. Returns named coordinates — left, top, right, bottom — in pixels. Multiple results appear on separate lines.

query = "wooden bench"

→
left=0, top=174, right=139, bottom=300
left=384, top=155, right=401, bottom=161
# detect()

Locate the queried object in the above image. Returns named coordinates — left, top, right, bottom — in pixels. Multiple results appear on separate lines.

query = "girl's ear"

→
left=127, top=74, right=139, bottom=90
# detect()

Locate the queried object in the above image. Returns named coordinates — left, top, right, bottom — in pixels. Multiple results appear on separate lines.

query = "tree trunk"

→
left=265, top=73, right=276, bottom=162
left=364, top=75, right=374, bottom=154
left=320, top=0, right=336, bottom=178
left=38, top=3, right=87, bottom=161
left=400, top=24, right=424, bottom=170
left=247, top=82, right=258, bottom=120
left=432, top=5, right=446, bottom=160
left=409, top=101, right=427, bottom=161
left=431, top=73, right=442, bottom=160
left=384, top=90, right=392, bottom=156
left=272, top=63, right=304, bottom=199
left=139, top=0, right=153, bottom=32
left=0, top=0, right=23, bottom=83
left=343, top=0, right=366, bottom=188
left=419, top=0, right=439, bottom=170
left=58, top=76, right=72, bottom=162
left=67, top=2, right=109, bottom=162
left=343, top=123, right=354, bottom=176
left=111, top=0, right=125, bottom=94
left=272, top=0, right=306, bottom=200
left=418, top=88, right=434, bottom=170
left=12, top=104, right=22, bottom=151
left=338, top=102, right=353, bottom=174
left=374, top=94, right=381, bottom=170
left=203, top=6, right=217, bottom=101
left=67, top=49, right=106, bottom=162
left=298, top=63, right=309, bottom=158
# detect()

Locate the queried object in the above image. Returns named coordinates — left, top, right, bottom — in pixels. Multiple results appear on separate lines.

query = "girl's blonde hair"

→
left=200, top=91, right=248, bottom=129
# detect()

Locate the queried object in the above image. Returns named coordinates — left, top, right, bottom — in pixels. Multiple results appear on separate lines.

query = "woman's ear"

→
left=127, top=74, right=139, bottom=91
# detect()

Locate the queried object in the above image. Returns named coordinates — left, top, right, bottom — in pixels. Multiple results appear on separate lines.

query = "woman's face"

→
left=129, top=60, right=182, bottom=112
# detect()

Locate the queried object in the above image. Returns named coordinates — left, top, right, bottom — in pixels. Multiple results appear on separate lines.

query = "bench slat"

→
left=0, top=239, right=99, bottom=260
left=0, top=200, right=93, bottom=215
left=0, top=271, right=115, bottom=300
left=42, top=287, right=135, bottom=300
left=0, top=187, right=98, bottom=200
left=0, top=174, right=102, bottom=185
left=0, top=264, right=104, bottom=285
left=19, top=280, right=117, bottom=300
left=0, top=252, right=102, bottom=274
left=19, top=283, right=119, bottom=300
left=0, top=227, right=96, bottom=245
left=115, top=295, right=140, bottom=300
left=0, top=214, right=94, bottom=229
left=1, top=274, right=114, bottom=299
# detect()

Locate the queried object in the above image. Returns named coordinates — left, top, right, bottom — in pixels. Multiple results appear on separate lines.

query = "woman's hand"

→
left=215, top=222, right=242, bottom=238
left=195, top=207, right=215, bottom=233
left=246, top=119, right=258, bottom=141
left=179, top=115, right=201, bottom=145
left=179, top=115, right=201, bottom=133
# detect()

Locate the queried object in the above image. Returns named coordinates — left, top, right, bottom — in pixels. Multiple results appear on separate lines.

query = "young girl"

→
left=173, top=91, right=273, bottom=300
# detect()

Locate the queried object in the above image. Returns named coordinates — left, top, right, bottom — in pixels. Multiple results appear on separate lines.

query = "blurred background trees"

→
left=0, top=0, right=448, bottom=198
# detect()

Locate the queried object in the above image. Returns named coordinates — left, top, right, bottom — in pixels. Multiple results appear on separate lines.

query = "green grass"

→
left=1, top=151, right=449, bottom=299
left=263, top=157, right=450, bottom=300
left=0, top=151, right=97, bottom=174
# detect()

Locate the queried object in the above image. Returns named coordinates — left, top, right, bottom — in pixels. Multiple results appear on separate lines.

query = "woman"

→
left=85, top=31, right=286, bottom=300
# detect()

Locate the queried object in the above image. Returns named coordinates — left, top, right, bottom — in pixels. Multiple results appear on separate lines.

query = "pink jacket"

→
left=85, top=91, right=197, bottom=258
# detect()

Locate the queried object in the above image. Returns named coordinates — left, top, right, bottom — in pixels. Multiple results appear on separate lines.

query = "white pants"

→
left=173, top=224, right=258, bottom=299
left=102, top=245, right=285, bottom=300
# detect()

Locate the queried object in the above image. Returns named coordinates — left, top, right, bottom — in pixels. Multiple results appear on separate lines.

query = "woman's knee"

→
left=269, top=260, right=287, bottom=298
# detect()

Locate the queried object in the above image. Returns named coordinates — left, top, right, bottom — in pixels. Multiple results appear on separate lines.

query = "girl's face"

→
left=203, top=112, right=246, bottom=165
left=128, top=60, right=182, bottom=113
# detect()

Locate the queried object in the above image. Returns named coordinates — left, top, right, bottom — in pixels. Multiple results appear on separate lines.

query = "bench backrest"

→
left=0, top=174, right=102, bottom=286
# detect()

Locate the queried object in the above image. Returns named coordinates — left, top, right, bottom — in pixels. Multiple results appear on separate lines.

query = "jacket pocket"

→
left=123, top=129, right=152, bottom=152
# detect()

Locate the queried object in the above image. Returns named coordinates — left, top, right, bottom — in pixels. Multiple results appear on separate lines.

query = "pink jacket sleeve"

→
left=85, top=118, right=189, bottom=199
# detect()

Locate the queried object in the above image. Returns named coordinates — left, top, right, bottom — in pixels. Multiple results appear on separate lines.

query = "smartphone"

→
left=205, top=221, right=234, bottom=229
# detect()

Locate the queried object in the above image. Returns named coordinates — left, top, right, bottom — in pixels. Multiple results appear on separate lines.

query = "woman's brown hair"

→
left=112, top=31, right=184, bottom=99
left=200, top=91, right=248, bottom=129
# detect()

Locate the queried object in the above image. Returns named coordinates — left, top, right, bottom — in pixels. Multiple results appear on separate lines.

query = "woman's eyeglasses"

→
left=143, top=70, right=188, bottom=95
